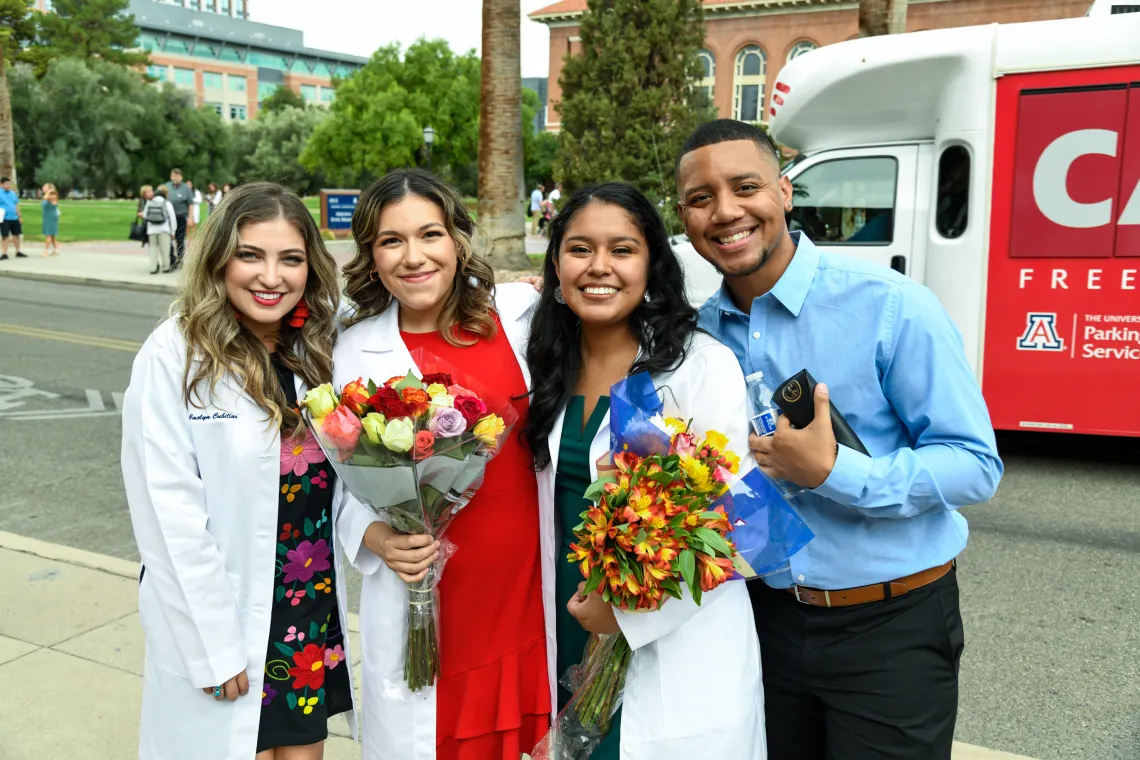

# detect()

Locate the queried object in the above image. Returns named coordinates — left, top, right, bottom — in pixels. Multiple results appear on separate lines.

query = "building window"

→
left=291, top=59, right=311, bottom=74
left=228, top=75, right=247, bottom=92
left=257, top=82, right=279, bottom=103
left=786, top=41, right=818, bottom=63
left=203, top=71, right=223, bottom=90
left=219, top=0, right=230, bottom=13
left=248, top=52, right=289, bottom=70
left=138, top=34, right=162, bottom=51
left=192, top=44, right=217, bottom=60
left=147, top=64, right=169, bottom=81
left=313, top=63, right=331, bottom=78
left=219, top=46, right=242, bottom=63
left=936, top=145, right=971, bottom=239
left=174, top=68, right=196, bottom=88
left=733, top=45, right=766, bottom=123
left=166, top=38, right=190, bottom=56
left=696, top=49, right=715, bottom=107
left=230, top=105, right=248, bottom=121
left=320, top=87, right=334, bottom=104
left=301, top=84, right=318, bottom=103
left=787, top=157, right=898, bottom=245
left=235, top=0, right=246, bottom=17
left=334, top=66, right=353, bottom=79
left=207, top=102, right=224, bottom=116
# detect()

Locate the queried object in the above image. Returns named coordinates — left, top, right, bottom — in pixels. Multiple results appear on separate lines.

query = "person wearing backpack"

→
left=145, top=185, right=177, bottom=275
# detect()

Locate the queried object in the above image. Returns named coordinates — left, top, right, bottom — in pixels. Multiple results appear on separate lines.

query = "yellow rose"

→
left=472, top=414, right=506, bottom=447
left=425, top=383, right=448, bottom=398
left=430, top=393, right=455, bottom=409
left=381, top=417, right=415, bottom=453
left=301, top=383, right=338, bottom=420
left=361, top=412, right=387, bottom=445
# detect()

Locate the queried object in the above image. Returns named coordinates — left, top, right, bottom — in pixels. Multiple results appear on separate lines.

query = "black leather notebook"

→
left=771, top=369, right=870, bottom=456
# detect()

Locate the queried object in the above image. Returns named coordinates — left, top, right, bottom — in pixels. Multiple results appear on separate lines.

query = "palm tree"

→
left=859, top=0, right=908, bottom=36
left=478, top=0, right=530, bottom=270
left=0, top=0, right=37, bottom=186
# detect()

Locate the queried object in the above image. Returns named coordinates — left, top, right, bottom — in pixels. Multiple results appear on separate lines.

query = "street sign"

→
left=320, top=189, right=361, bottom=236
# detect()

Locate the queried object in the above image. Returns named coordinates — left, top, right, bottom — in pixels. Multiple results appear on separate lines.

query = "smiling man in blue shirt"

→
left=676, top=119, right=1003, bottom=760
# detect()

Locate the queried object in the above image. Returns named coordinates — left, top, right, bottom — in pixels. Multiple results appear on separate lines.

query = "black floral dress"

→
left=257, top=355, right=352, bottom=752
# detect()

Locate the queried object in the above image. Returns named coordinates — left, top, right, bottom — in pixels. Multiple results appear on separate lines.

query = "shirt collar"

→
left=714, top=231, right=819, bottom=320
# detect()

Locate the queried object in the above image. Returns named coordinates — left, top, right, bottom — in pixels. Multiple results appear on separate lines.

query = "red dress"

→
left=400, top=313, right=551, bottom=760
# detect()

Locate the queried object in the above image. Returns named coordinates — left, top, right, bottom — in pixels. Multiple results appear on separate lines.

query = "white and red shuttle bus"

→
left=760, top=4, right=1140, bottom=437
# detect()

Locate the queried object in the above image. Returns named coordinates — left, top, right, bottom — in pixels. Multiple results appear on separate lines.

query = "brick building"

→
left=529, top=0, right=1092, bottom=131
left=34, top=0, right=366, bottom=122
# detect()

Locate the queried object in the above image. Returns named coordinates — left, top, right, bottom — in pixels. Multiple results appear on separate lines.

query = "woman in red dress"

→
left=332, top=169, right=551, bottom=760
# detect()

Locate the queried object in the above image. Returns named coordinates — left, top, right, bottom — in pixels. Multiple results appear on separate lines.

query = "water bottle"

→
left=746, top=371, right=780, bottom=436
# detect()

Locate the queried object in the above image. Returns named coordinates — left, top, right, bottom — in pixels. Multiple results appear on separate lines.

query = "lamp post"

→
left=423, top=126, right=435, bottom=173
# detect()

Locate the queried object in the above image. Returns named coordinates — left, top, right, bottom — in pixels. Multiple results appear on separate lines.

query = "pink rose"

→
left=447, top=384, right=476, bottom=399
left=321, top=405, right=362, bottom=457
left=671, top=432, right=698, bottom=458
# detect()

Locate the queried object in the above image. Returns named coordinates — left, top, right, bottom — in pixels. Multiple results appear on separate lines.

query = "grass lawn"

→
left=13, top=195, right=475, bottom=243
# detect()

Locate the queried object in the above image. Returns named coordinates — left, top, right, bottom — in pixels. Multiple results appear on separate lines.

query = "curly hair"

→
left=524, top=182, right=699, bottom=470
left=342, top=169, right=497, bottom=346
left=172, top=181, right=339, bottom=432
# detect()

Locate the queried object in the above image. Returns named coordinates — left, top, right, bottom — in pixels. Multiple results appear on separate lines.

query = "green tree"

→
left=522, top=87, right=558, bottom=189
left=259, top=85, right=307, bottom=115
left=0, top=0, right=36, bottom=185
left=236, top=106, right=330, bottom=194
left=301, top=39, right=480, bottom=193
left=555, top=0, right=712, bottom=224
left=25, top=0, right=149, bottom=76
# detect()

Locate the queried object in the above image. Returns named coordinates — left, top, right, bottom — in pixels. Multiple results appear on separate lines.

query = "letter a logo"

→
left=1017, top=312, right=1065, bottom=351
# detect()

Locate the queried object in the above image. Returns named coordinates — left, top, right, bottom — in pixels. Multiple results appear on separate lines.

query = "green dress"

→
left=555, top=395, right=621, bottom=759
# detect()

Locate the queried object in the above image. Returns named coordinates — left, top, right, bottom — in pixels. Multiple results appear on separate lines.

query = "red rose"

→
left=420, top=372, right=454, bottom=387
left=454, top=395, right=488, bottom=427
left=413, top=430, right=435, bottom=460
left=368, top=386, right=414, bottom=419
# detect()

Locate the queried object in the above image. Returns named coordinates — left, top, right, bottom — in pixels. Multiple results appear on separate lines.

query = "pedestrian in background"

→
left=207, top=182, right=222, bottom=215
left=0, top=176, right=26, bottom=260
left=529, top=182, right=544, bottom=235
left=167, top=168, right=193, bottom=270
left=41, top=183, right=61, bottom=257
left=121, top=181, right=355, bottom=759
left=188, top=180, right=203, bottom=230
left=143, top=185, right=176, bottom=275
left=222, top=182, right=233, bottom=198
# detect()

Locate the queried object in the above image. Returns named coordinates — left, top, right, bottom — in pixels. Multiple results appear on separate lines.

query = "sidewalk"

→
left=0, top=236, right=547, bottom=294
left=0, top=532, right=1038, bottom=760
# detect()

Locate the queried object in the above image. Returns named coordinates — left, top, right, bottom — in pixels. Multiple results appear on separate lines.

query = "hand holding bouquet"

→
left=533, top=373, right=813, bottom=759
left=299, top=349, right=518, bottom=693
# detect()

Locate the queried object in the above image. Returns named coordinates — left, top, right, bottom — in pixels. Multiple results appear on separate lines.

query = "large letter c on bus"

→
left=1033, top=129, right=1117, bottom=229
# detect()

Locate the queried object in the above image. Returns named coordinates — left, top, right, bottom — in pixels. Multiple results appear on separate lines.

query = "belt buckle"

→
left=793, top=585, right=832, bottom=607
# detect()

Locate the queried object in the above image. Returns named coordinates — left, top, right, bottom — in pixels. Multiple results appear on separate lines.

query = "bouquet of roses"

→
left=532, top=373, right=813, bottom=759
left=299, top=348, right=518, bottom=694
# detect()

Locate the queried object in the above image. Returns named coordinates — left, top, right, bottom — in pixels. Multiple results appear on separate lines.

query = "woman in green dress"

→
left=524, top=183, right=764, bottom=759
left=41, top=183, right=60, bottom=257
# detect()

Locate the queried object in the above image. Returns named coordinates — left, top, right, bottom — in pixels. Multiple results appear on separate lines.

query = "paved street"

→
left=0, top=278, right=1137, bottom=759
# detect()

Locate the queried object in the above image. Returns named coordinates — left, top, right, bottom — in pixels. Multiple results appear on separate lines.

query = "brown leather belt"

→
left=786, top=561, right=954, bottom=608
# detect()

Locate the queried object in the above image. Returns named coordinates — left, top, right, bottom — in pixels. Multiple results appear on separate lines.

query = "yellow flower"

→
left=663, top=417, right=688, bottom=435
left=301, top=695, right=319, bottom=715
left=704, top=430, right=729, bottom=455
left=679, top=455, right=712, bottom=492
left=361, top=412, right=387, bottom=445
left=381, top=417, right=415, bottom=452
left=472, top=414, right=506, bottom=446
left=722, top=449, right=741, bottom=474
left=425, top=383, right=448, bottom=397
left=430, top=393, right=455, bottom=409
left=300, top=383, right=337, bottom=419
left=314, top=577, right=332, bottom=594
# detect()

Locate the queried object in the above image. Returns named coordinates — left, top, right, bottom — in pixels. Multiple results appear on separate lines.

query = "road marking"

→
left=0, top=322, right=141, bottom=353
left=0, top=374, right=124, bottom=420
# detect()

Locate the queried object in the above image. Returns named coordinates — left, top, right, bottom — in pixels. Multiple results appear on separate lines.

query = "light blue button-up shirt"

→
left=698, top=232, right=1003, bottom=590
left=0, top=188, right=18, bottom=219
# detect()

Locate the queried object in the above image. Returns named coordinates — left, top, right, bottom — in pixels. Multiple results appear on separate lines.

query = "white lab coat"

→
left=537, top=332, right=766, bottom=760
left=121, top=318, right=357, bottom=759
left=332, top=283, right=541, bottom=760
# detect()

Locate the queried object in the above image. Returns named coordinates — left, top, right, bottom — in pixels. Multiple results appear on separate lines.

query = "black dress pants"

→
left=750, top=569, right=964, bottom=760
left=171, top=214, right=188, bottom=269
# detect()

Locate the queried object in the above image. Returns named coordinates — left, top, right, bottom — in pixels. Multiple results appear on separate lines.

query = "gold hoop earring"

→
left=368, top=270, right=379, bottom=282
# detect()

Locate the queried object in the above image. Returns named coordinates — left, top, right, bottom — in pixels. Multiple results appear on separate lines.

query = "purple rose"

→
left=428, top=407, right=467, bottom=438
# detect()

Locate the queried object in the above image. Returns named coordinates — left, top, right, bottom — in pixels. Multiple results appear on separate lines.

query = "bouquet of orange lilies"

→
left=532, top=373, right=813, bottom=759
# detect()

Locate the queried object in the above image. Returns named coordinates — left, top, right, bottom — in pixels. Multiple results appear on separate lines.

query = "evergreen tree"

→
left=555, top=0, right=713, bottom=227
left=26, top=0, right=149, bottom=76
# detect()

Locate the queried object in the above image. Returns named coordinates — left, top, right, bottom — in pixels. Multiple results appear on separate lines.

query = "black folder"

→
left=771, top=369, right=870, bottom=456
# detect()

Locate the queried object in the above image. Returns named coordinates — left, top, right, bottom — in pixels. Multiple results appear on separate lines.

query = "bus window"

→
left=936, top=146, right=970, bottom=239
left=787, top=157, right=896, bottom=244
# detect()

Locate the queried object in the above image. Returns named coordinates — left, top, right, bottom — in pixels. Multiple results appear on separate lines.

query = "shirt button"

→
left=752, top=331, right=761, bottom=339
left=797, top=574, right=806, bottom=582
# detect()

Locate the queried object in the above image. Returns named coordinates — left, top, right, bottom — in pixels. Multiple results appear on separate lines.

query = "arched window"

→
left=696, top=49, right=716, bottom=106
left=786, top=40, right=818, bottom=64
left=733, top=45, right=766, bottom=123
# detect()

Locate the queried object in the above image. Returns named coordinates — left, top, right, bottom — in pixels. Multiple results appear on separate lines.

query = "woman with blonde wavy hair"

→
left=334, top=168, right=550, bottom=760
left=121, top=181, right=357, bottom=760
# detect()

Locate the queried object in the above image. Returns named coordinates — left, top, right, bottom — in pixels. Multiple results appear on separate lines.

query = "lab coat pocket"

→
left=138, top=572, right=192, bottom=679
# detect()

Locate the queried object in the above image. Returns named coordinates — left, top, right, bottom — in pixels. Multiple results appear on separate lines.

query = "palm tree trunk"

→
left=0, top=42, right=16, bottom=185
left=858, top=0, right=908, bottom=37
left=478, top=0, right=529, bottom=270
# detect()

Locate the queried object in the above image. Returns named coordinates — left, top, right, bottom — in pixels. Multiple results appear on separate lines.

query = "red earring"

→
left=288, top=298, right=310, bottom=328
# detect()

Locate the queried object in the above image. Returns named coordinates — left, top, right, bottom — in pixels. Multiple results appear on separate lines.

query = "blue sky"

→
left=253, top=0, right=554, bottom=77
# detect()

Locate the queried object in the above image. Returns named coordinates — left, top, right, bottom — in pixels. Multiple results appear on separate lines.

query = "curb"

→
left=0, top=269, right=179, bottom=295
left=0, top=531, right=360, bottom=633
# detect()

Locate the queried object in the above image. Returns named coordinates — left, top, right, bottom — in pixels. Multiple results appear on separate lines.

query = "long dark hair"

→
left=524, top=183, right=698, bottom=470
